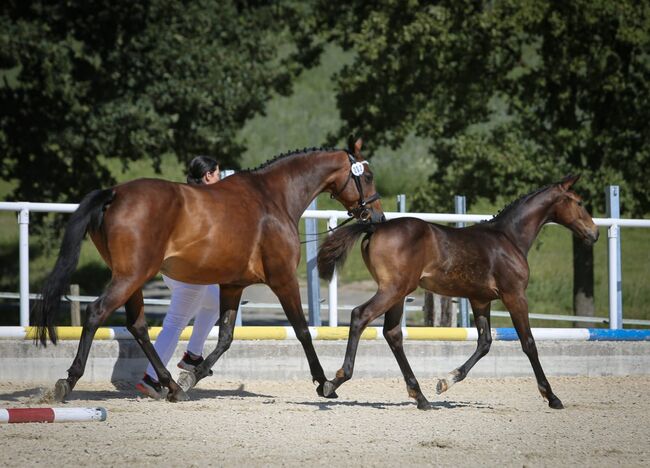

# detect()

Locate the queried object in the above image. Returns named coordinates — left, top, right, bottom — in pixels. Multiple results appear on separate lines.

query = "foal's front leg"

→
left=437, top=300, right=492, bottom=395
left=502, top=292, right=564, bottom=409
left=322, top=290, right=398, bottom=399
left=382, top=302, right=430, bottom=410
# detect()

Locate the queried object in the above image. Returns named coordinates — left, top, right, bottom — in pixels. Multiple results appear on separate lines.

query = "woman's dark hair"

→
left=186, top=156, right=219, bottom=185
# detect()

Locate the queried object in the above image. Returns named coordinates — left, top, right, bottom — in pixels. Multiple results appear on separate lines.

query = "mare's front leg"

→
left=437, top=300, right=492, bottom=395
left=322, top=290, right=400, bottom=399
left=177, top=286, right=243, bottom=394
left=501, top=292, right=563, bottom=409
left=382, top=302, right=430, bottom=410
left=268, top=277, right=334, bottom=398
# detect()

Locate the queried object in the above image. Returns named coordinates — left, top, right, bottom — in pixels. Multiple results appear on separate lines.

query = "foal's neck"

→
left=495, top=191, right=557, bottom=256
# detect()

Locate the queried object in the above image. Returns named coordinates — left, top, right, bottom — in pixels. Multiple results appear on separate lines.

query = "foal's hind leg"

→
left=322, top=290, right=400, bottom=399
left=437, top=300, right=492, bottom=395
left=177, top=286, right=243, bottom=393
left=54, top=280, right=136, bottom=402
left=502, top=292, right=563, bottom=409
left=382, top=302, right=430, bottom=410
left=124, top=290, right=187, bottom=402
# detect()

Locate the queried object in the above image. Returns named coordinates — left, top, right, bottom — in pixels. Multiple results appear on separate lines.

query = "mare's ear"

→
left=348, top=136, right=363, bottom=156
left=559, top=174, right=580, bottom=191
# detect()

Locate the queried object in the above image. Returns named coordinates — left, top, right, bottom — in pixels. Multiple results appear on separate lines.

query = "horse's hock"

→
left=1, top=339, right=649, bottom=383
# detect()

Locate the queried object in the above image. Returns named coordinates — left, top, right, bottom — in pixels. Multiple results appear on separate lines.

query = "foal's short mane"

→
left=243, top=147, right=339, bottom=173
left=484, top=183, right=554, bottom=224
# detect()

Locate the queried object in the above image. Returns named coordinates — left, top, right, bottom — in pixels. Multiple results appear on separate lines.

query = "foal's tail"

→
left=317, top=223, right=374, bottom=281
left=32, top=189, right=114, bottom=346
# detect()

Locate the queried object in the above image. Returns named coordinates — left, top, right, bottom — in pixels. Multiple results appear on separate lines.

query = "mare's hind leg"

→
left=124, top=290, right=187, bottom=402
left=269, top=279, right=333, bottom=398
left=382, top=302, right=430, bottom=410
left=54, top=280, right=137, bottom=402
left=178, top=286, right=243, bottom=393
left=502, top=292, right=563, bottom=409
left=437, top=300, right=492, bottom=395
left=322, top=290, right=400, bottom=399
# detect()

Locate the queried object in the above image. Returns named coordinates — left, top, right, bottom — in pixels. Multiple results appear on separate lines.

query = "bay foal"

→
left=317, top=175, right=598, bottom=409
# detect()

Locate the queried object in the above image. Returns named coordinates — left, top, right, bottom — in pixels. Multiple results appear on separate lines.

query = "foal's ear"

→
left=347, top=135, right=363, bottom=156
left=559, top=174, right=580, bottom=191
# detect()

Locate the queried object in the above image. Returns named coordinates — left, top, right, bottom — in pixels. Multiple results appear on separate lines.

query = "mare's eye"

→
left=364, top=173, right=373, bottom=183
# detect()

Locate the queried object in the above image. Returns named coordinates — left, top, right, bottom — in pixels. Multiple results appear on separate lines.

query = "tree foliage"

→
left=311, top=0, right=650, bottom=216
left=0, top=0, right=300, bottom=203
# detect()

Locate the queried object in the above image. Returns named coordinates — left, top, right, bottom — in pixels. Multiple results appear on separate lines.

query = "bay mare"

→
left=33, top=138, right=384, bottom=402
left=317, top=175, right=598, bottom=410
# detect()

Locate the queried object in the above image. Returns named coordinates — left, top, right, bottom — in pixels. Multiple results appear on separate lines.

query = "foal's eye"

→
left=577, top=201, right=583, bottom=207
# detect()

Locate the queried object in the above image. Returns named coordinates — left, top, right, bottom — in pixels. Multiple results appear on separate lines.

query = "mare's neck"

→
left=256, top=150, right=343, bottom=223
left=494, top=192, right=555, bottom=256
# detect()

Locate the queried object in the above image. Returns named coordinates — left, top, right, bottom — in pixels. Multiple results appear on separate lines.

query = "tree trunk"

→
left=573, top=236, right=595, bottom=324
left=423, top=292, right=454, bottom=327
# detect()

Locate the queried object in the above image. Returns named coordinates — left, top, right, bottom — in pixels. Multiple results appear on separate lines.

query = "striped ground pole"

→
left=0, top=326, right=649, bottom=341
left=0, top=407, right=107, bottom=424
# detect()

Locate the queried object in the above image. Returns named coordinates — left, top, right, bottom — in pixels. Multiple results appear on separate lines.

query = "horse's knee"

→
left=127, top=322, right=149, bottom=341
left=294, top=327, right=312, bottom=344
left=383, top=326, right=403, bottom=346
left=477, top=334, right=492, bottom=355
left=521, top=336, right=537, bottom=356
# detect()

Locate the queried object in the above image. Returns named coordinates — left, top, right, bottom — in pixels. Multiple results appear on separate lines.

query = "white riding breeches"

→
left=145, top=275, right=220, bottom=379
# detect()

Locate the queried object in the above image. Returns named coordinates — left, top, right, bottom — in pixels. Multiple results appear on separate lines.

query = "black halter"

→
left=330, top=152, right=381, bottom=221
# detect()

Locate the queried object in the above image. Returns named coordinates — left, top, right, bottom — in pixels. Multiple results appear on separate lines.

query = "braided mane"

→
left=243, top=147, right=339, bottom=173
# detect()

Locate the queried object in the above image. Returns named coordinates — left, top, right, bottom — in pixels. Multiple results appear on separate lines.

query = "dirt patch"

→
left=1, top=376, right=648, bottom=467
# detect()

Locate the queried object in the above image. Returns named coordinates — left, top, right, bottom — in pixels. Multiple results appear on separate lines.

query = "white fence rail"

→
left=2, top=201, right=650, bottom=329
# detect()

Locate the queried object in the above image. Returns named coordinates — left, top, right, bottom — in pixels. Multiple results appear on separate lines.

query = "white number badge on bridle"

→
left=351, top=161, right=366, bottom=176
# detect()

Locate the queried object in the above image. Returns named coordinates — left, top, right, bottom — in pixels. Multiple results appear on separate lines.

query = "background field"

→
left=1, top=46, right=648, bottom=327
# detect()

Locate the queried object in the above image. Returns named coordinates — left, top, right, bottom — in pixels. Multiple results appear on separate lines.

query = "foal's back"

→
left=362, top=217, right=528, bottom=301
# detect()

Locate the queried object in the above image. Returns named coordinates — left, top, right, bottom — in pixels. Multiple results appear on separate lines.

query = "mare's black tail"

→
left=317, top=223, right=374, bottom=281
left=31, top=189, right=114, bottom=346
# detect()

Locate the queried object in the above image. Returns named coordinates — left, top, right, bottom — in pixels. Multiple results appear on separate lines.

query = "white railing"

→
left=2, top=201, right=650, bottom=329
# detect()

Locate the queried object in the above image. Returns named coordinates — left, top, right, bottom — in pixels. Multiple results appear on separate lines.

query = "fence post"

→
left=305, top=199, right=321, bottom=326
left=70, top=284, right=81, bottom=326
left=454, top=196, right=470, bottom=327
left=18, top=209, right=30, bottom=327
left=606, top=186, right=622, bottom=329
left=396, top=195, right=409, bottom=327
left=327, top=216, right=338, bottom=326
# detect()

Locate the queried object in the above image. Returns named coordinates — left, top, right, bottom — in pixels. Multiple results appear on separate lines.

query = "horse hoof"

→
left=317, top=382, right=338, bottom=399
left=416, top=398, right=432, bottom=410
left=167, top=387, right=190, bottom=403
left=177, top=371, right=197, bottom=392
left=322, top=381, right=336, bottom=398
left=549, top=397, right=564, bottom=410
left=436, top=379, right=449, bottom=395
left=54, top=379, right=71, bottom=402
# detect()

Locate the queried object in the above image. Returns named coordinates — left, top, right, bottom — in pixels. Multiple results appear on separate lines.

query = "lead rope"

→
left=299, top=216, right=357, bottom=245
